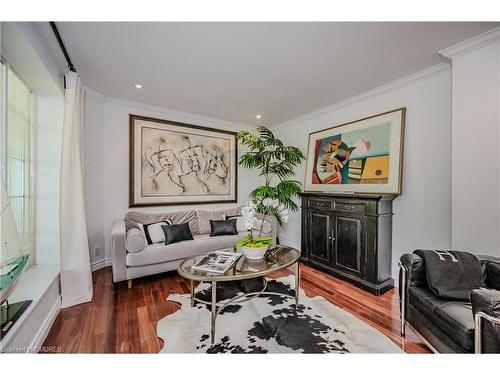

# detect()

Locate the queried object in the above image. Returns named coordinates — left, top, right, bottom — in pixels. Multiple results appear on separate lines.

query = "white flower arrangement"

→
left=237, top=198, right=290, bottom=251
left=237, top=201, right=273, bottom=250
left=241, top=201, right=257, bottom=231
left=260, top=198, right=289, bottom=224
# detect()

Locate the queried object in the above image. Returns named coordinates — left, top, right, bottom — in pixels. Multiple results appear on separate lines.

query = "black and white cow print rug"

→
left=157, top=276, right=403, bottom=353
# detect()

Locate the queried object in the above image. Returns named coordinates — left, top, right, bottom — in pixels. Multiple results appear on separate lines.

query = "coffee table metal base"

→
left=190, top=262, right=300, bottom=344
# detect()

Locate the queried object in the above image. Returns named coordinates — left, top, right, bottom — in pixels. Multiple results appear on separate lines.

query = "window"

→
left=1, top=62, right=36, bottom=268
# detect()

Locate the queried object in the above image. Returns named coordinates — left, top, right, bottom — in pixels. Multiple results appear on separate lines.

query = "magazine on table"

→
left=192, top=251, right=242, bottom=274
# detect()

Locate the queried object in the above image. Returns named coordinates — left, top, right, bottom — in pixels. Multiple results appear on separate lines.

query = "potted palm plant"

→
left=235, top=126, right=305, bottom=259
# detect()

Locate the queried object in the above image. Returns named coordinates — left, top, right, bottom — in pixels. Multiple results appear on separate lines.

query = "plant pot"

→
left=241, top=244, right=269, bottom=260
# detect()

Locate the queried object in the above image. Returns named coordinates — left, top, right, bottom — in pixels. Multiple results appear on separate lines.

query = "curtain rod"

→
left=49, top=21, right=77, bottom=73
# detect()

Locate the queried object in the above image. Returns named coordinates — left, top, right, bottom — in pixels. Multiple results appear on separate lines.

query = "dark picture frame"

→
left=129, top=114, right=238, bottom=207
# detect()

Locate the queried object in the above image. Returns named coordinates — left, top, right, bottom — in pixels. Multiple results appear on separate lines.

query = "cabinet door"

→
left=308, top=210, right=332, bottom=265
left=333, top=214, right=365, bottom=277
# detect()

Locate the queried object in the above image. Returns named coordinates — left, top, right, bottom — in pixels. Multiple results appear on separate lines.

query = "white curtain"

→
left=59, top=72, right=93, bottom=308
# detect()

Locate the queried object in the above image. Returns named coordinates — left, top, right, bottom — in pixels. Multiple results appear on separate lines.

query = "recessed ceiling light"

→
left=256, top=115, right=262, bottom=119
left=134, top=83, right=142, bottom=89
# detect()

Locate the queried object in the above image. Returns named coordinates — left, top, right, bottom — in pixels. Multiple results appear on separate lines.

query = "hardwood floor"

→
left=41, top=264, right=431, bottom=353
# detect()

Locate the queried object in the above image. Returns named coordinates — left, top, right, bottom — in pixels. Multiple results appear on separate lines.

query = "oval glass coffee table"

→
left=177, top=245, right=300, bottom=344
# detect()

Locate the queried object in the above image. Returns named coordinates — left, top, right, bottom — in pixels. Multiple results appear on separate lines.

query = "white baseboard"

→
left=28, top=296, right=61, bottom=353
left=91, top=257, right=112, bottom=272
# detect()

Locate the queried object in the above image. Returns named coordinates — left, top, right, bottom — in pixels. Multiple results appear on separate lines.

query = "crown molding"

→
left=84, top=85, right=104, bottom=99
left=439, top=27, right=500, bottom=61
left=272, top=62, right=449, bottom=131
left=83, top=86, right=253, bottom=131
left=104, top=95, right=253, bottom=131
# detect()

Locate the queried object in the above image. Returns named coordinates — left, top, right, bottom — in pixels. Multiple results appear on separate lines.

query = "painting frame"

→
left=303, top=108, right=406, bottom=195
left=129, top=114, right=238, bottom=207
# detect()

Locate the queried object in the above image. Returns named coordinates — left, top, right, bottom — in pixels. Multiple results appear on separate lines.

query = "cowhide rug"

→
left=157, top=276, right=403, bottom=353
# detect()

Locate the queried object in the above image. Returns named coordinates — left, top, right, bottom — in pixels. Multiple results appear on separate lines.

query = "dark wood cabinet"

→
left=308, top=210, right=332, bottom=265
left=300, top=192, right=395, bottom=295
left=334, top=214, right=364, bottom=277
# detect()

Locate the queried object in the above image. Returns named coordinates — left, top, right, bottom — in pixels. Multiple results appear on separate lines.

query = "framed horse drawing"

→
left=129, top=114, right=238, bottom=206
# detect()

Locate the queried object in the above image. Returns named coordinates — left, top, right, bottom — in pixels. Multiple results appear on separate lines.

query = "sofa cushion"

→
left=432, top=300, right=475, bottom=351
left=126, top=233, right=246, bottom=267
left=196, top=207, right=242, bottom=234
left=125, top=228, right=145, bottom=253
left=409, top=287, right=475, bottom=351
left=125, top=210, right=199, bottom=235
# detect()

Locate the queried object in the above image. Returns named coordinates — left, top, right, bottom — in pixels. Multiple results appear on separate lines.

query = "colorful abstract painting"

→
left=304, top=108, right=405, bottom=195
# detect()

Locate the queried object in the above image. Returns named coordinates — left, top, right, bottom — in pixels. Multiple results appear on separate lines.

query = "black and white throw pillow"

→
left=138, top=220, right=173, bottom=245
left=224, top=214, right=246, bottom=232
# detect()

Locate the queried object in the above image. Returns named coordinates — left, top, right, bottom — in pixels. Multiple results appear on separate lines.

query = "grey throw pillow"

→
left=125, top=228, right=146, bottom=253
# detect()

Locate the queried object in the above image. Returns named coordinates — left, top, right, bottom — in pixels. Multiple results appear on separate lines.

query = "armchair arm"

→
left=400, top=253, right=428, bottom=287
left=471, top=289, right=500, bottom=353
left=111, top=220, right=127, bottom=283
left=399, top=253, right=426, bottom=307
left=398, top=252, right=428, bottom=336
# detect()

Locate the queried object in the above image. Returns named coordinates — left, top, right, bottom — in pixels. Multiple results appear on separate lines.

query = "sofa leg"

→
left=127, top=279, right=133, bottom=289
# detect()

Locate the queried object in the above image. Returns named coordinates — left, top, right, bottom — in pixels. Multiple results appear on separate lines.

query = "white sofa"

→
left=111, top=207, right=277, bottom=286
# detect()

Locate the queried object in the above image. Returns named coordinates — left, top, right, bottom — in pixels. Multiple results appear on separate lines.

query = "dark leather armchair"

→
left=399, top=252, right=500, bottom=353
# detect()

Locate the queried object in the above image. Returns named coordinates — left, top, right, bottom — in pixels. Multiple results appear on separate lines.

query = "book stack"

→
left=347, top=159, right=363, bottom=182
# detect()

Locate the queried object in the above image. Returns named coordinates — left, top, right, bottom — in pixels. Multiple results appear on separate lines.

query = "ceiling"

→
left=42, top=22, right=498, bottom=126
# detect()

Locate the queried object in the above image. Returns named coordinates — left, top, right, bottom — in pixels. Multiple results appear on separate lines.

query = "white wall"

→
left=84, top=91, right=107, bottom=264
left=84, top=93, right=260, bottom=264
left=274, top=65, right=453, bottom=280
left=450, top=41, right=500, bottom=256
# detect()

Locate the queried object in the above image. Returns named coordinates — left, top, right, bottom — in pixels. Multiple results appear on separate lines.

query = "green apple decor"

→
left=236, top=126, right=305, bottom=259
